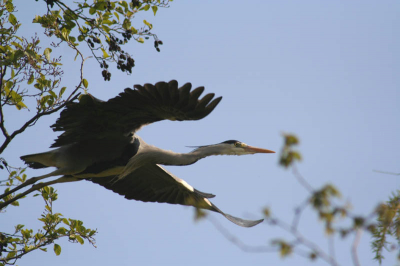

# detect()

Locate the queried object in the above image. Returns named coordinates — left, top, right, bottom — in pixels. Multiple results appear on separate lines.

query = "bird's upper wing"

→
left=88, top=164, right=263, bottom=228
left=51, top=80, right=222, bottom=147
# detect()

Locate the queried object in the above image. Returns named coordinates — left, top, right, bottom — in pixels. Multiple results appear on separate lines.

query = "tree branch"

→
left=0, top=176, right=79, bottom=210
left=0, top=66, right=10, bottom=140
left=0, top=93, right=79, bottom=154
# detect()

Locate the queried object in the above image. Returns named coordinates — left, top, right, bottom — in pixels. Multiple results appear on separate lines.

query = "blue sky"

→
left=2, top=0, right=400, bottom=265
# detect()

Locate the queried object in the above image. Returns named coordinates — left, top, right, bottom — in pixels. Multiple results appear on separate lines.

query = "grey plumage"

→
left=14, top=80, right=275, bottom=227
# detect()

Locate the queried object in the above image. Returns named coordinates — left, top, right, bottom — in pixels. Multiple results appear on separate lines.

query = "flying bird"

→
left=1, top=80, right=275, bottom=227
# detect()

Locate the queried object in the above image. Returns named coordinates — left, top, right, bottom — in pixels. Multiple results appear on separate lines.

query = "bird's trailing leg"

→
left=0, top=168, right=74, bottom=200
left=208, top=201, right=264, bottom=228
left=0, top=176, right=79, bottom=210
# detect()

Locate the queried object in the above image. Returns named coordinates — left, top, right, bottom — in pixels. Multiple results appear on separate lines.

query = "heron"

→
left=1, top=80, right=275, bottom=227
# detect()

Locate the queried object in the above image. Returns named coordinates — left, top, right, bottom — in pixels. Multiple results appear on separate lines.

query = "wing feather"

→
left=51, top=80, right=222, bottom=147
left=87, top=164, right=263, bottom=227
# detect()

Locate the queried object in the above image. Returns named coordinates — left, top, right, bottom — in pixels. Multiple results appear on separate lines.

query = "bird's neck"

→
left=120, top=139, right=222, bottom=178
left=149, top=146, right=217, bottom=166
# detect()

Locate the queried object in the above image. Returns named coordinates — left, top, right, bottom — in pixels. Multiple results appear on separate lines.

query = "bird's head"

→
left=191, top=140, right=275, bottom=156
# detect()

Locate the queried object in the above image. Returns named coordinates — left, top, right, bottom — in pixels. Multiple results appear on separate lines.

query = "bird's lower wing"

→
left=87, top=164, right=263, bottom=228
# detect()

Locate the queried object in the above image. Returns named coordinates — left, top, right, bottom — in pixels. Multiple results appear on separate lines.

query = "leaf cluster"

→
left=245, top=135, right=399, bottom=264
left=33, top=0, right=168, bottom=81
left=371, top=191, right=400, bottom=263
left=0, top=186, right=96, bottom=266
left=0, top=1, right=170, bottom=263
left=0, top=160, right=26, bottom=207
left=279, top=134, right=302, bottom=168
left=0, top=1, right=65, bottom=112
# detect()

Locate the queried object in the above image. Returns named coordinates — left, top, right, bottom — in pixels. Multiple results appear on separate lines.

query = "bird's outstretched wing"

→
left=87, top=164, right=263, bottom=228
left=51, top=80, right=222, bottom=147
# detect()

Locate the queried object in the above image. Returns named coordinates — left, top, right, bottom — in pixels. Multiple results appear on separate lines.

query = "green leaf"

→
left=5, top=1, right=14, bottom=12
left=44, top=48, right=52, bottom=61
left=61, top=28, right=69, bottom=41
left=27, top=74, right=34, bottom=84
left=6, top=251, right=16, bottom=259
left=89, top=7, right=96, bottom=15
left=113, top=12, right=120, bottom=21
left=120, top=1, right=128, bottom=9
left=143, top=4, right=150, bottom=11
left=82, top=79, right=88, bottom=88
left=152, top=6, right=158, bottom=16
left=75, top=235, right=84, bottom=245
left=271, top=240, right=293, bottom=258
left=59, top=87, right=66, bottom=97
left=284, top=134, right=299, bottom=146
left=101, top=48, right=109, bottom=58
left=8, top=13, right=17, bottom=26
left=138, top=37, right=144, bottom=43
left=57, top=227, right=67, bottom=235
left=122, top=18, right=131, bottom=30
left=10, top=200, right=19, bottom=206
left=16, top=101, right=27, bottom=110
left=54, top=244, right=61, bottom=256
left=143, top=19, right=152, bottom=29
left=49, top=90, right=57, bottom=99
left=14, top=224, right=24, bottom=232
left=263, top=207, right=271, bottom=218
left=102, top=25, right=110, bottom=33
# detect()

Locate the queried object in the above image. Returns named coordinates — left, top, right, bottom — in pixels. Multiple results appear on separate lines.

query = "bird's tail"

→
left=20, top=152, right=55, bottom=169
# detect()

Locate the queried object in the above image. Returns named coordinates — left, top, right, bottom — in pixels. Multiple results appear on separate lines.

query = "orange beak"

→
left=244, top=145, right=275, bottom=154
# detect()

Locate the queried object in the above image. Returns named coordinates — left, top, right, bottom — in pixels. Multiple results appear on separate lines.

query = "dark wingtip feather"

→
left=200, top=96, right=222, bottom=118
left=190, top=86, right=205, bottom=99
left=168, top=80, right=178, bottom=88
left=197, top=93, right=215, bottom=109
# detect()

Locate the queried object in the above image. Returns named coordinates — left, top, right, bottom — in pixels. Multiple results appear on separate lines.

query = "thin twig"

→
left=351, top=229, right=362, bottom=266
left=208, top=215, right=332, bottom=262
left=291, top=198, right=309, bottom=231
left=373, top=170, right=400, bottom=176
left=267, top=218, right=339, bottom=266
left=292, top=165, right=314, bottom=193
left=329, top=236, right=336, bottom=264
left=207, top=215, right=276, bottom=253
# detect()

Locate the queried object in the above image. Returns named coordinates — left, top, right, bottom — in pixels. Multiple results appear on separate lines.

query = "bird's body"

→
left=9, top=80, right=275, bottom=227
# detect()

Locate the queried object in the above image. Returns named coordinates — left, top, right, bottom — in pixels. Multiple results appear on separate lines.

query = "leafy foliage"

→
left=0, top=186, right=96, bottom=265
left=279, top=134, right=302, bottom=168
left=371, top=191, right=400, bottom=263
left=32, top=0, right=168, bottom=81
left=1, top=0, right=171, bottom=264
left=205, top=135, right=400, bottom=265
left=0, top=159, right=26, bottom=207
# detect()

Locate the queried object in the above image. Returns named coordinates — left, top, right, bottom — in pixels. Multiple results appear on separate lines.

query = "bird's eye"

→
left=234, top=142, right=241, bottom=147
